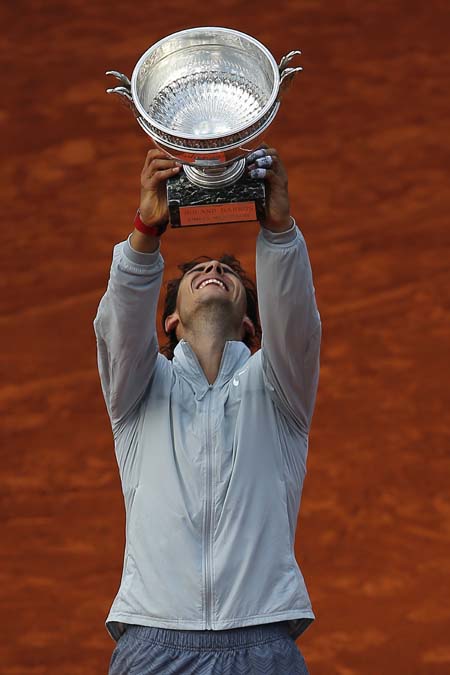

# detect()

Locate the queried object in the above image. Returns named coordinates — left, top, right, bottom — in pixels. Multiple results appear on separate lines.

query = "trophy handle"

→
left=106, top=70, right=132, bottom=88
left=105, top=71, right=140, bottom=119
left=277, top=51, right=303, bottom=101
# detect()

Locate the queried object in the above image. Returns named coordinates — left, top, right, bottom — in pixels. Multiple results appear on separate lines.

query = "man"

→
left=94, top=145, right=322, bottom=674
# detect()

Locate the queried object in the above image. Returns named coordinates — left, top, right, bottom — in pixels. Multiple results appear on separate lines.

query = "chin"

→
left=195, top=296, right=241, bottom=323
left=199, top=294, right=233, bottom=308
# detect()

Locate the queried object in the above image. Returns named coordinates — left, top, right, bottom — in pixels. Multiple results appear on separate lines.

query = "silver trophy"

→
left=106, top=27, right=302, bottom=227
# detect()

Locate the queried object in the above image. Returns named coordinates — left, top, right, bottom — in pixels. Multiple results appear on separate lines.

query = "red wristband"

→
left=133, top=210, right=167, bottom=237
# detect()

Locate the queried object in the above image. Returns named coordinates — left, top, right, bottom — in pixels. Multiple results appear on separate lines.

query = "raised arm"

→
left=93, top=150, right=181, bottom=433
left=248, top=146, right=322, bottom=432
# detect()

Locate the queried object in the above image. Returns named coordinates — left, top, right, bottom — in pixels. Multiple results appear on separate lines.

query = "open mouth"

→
left=196, top=277, right=228, bottom=291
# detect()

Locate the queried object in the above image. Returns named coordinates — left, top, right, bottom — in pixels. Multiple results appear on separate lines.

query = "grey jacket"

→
left=93, top=220, right=322, bottom=643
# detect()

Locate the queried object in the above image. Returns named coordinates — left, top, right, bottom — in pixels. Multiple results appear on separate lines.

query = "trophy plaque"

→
left=106, top=27, right=302, bottom=227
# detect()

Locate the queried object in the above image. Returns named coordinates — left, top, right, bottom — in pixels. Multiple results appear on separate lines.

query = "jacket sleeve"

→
left=93, top=233, right=164, bottom=434
left=256, top=218, right=322, bottom=433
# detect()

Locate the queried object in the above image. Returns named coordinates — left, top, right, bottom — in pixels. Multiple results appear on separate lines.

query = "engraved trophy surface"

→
left=106, top=27, right=302, bottom=227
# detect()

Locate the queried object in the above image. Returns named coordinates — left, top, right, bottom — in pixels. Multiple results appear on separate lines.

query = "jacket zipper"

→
left=203, top=344, right=228, bottom=629
left=204, top=385, right=213, bottom=629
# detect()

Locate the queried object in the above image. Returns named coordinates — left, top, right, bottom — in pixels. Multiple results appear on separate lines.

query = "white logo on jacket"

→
left=232, top=368, right=248, bottom=387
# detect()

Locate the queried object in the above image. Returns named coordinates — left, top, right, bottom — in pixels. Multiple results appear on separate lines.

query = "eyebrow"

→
left=185, top=264, right=240, bottom=278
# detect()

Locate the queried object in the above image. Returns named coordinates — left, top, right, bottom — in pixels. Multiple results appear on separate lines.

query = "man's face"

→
left=165, top=259, right=253, bottom=340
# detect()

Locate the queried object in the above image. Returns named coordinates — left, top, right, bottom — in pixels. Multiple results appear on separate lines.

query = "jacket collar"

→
left=173, top=340, right=251, bottom=398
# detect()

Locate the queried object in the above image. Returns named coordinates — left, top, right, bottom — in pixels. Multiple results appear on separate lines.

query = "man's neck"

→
left=184, top=334, right=227, bottom=385
left=177, top=303, right=244, bottom=384
left=181, top=322, right=242, bottom=385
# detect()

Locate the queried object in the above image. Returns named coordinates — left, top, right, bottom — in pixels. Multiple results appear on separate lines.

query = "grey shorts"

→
left=108, top=621, right=309, bottom=674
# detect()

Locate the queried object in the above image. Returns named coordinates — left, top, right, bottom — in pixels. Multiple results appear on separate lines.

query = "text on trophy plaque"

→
left=179, top=202, right=257, bottom=226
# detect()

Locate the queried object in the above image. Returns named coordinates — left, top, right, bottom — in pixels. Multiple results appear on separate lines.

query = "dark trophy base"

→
left=167, top=170, right=266, bottom=227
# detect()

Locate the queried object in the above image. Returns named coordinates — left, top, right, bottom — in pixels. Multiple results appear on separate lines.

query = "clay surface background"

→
left=1, top=1, right=448, bottom=673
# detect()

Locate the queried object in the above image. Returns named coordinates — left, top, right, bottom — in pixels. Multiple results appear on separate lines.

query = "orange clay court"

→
left=1, top=2, right=448, bottom=673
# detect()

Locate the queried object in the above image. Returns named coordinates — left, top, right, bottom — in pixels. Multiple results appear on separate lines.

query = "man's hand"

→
left=139, top=149, right=181, bottom=227
left=130, top=149, right=181, bottom=253
left=246, top=145, right=292, bottom=232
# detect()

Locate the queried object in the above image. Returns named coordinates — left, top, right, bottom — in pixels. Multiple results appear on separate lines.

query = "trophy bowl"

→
left=107, top=27, right=302, bottom=187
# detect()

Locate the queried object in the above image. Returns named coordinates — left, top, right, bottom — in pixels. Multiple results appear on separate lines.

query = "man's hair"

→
left=161, top=254, right=261, bottom=360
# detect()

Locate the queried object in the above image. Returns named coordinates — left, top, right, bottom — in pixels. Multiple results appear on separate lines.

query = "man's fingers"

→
left=247, top=167, right=284, bottom=185
left=251, top=155, right=273, bottom=169
left=247, top=167, right=277, bottom=181
left=245, top=148, right=267, bottom=164
left=245, top=145, right=278, bottom=164
left=249, top=169, right=280, bottom=183
left=149, top=165, right=181, bottom=184
left=246, top=150, right=282, bottom=179
left=143, top=148, right=173, bottom=171
left=248, top=167, right=267, bottom=179
left=143, top=158, right=181, bottom=179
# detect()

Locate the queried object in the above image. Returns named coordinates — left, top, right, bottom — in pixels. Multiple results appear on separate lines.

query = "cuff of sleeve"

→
left=260, top=217, right=299, bottom=244
left=123, top=233, right=162, bottom=266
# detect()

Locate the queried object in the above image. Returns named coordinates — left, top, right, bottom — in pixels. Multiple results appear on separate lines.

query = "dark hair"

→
left=161, top=254, right=261, bottom=359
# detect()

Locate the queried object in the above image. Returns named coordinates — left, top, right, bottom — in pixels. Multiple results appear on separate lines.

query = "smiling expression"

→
left=185, top=260, right=243, bottom=302
left=165, top=259, right=252, bottom=339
